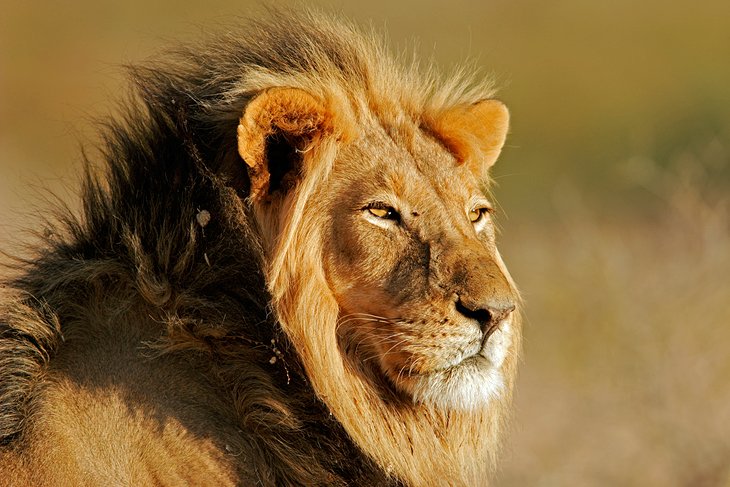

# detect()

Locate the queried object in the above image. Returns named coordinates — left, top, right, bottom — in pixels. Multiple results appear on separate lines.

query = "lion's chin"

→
left=403, top=357, right=505, bottom=410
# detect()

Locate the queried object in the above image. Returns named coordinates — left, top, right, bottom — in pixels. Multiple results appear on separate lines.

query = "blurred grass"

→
left=499, top=142, right=730, bottom=485
left=1, top=0, right=729, bottom=484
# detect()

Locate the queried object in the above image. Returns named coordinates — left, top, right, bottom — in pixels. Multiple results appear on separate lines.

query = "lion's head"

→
left=323, top=102, right=516, bottom=411
left=234, top=42, right=520, bottom=482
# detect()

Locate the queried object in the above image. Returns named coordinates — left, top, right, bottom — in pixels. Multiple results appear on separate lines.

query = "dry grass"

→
left=498, top=143, right=730, bottom=486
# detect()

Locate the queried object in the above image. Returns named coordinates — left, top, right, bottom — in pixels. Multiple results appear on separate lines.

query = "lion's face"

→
left=238, top=87, right=517, bottom=411
left=322, top=125, right=517, bottom=410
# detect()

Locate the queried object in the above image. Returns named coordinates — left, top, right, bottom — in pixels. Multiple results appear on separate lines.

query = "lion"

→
left=0, top=10, right=521, bottom=487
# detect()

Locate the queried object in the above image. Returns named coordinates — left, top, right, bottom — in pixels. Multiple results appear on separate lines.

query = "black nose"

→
left=455, top=297, right=515, bottom=338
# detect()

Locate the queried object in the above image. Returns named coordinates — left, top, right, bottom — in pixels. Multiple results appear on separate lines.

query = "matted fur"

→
left=0, top=9, right=520, bottom=486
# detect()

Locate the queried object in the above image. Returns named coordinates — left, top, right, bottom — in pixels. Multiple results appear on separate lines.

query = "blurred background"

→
left=1, top=0, right=729, bottom=484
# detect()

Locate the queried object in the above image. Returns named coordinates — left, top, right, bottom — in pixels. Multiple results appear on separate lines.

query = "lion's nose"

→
left=455, top=297, right=515, bottom=338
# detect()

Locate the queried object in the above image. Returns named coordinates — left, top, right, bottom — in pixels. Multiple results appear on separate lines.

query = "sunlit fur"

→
left=0, top=9, right=520, bottom=486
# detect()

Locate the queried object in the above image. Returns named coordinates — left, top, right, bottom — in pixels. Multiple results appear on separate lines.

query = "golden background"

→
left=2, top=0, right=729, bottom=484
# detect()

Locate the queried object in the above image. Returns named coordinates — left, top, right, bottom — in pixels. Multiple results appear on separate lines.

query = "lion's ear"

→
left=237, top=87, right=333, bottom=201
left=428, top=99, right=510, bottom=175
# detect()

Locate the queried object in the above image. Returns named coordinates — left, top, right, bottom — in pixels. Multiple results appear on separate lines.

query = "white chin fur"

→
left=408, top=321, right=512, bottom=410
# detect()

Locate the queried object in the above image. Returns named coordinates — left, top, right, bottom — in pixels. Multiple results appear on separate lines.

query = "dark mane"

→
left=0, top=11, right=402, bottom=485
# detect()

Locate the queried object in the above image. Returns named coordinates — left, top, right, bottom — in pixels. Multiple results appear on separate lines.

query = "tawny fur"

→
left=0, top=9, right=520, bottom=486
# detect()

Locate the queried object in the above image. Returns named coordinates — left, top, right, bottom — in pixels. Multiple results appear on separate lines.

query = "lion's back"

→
left=0, top=377, right=239, bottom=486
left=0, top=296, right=247, bottom=486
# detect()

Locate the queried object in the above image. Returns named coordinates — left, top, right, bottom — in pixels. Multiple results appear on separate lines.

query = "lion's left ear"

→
left=428, top=99, right=510, bottom=175
left=237, top=87, right=334, bottom=201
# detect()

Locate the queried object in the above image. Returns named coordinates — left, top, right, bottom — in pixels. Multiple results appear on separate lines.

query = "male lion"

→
left=0, top=10, right=520, bottom=487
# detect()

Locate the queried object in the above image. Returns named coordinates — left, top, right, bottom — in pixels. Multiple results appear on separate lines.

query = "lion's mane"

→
left=0, top=10, right=519, bottom=486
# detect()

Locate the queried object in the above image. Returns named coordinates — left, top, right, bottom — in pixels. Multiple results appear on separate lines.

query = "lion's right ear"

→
left=237, top=88, right=334, bottom=201
left=427, top=99, right=510, bottom=178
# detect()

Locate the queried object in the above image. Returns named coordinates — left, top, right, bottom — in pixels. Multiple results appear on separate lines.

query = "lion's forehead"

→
left=337, top=123, right=483, bottom=213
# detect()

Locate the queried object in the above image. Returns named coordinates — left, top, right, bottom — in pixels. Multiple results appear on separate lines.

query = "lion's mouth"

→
left=393, top=353, right=491, bottom=382
left=395, top=316, right=512, bottom=374
left=389, top=352, right=506, bottom=410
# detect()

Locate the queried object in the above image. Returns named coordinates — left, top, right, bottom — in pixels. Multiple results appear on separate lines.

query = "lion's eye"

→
left=469, top=207, right=491, bottom=223
left=367, top=206, right=399, bottom=220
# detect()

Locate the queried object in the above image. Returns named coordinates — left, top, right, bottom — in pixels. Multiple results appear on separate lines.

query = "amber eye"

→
left=469, top=207, right=491, bottom=223
left=367, top=206, right=399, bottom=220
left=364, top=201, right=401, bottom=221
